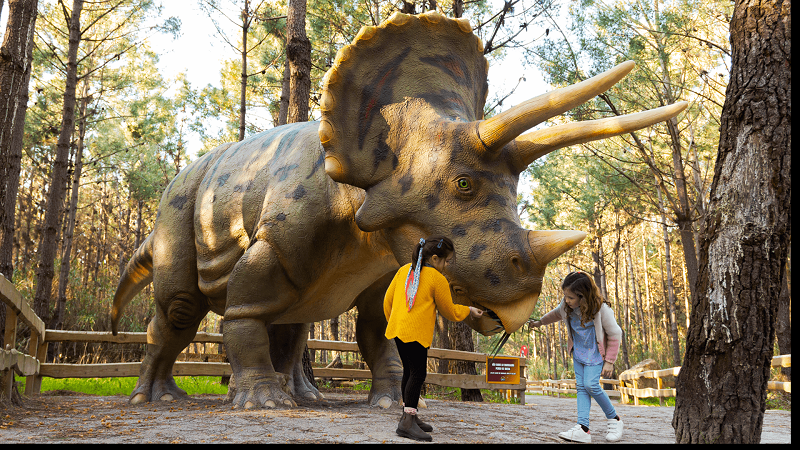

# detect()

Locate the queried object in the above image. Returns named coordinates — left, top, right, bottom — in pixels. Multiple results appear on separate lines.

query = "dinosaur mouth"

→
left=451, top=283, right=539, bottom=335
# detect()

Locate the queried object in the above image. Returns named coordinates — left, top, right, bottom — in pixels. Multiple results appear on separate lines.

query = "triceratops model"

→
left=112, top=11, right=685, bottom=409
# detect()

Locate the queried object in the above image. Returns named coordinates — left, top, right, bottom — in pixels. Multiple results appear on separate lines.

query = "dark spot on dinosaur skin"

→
left=481, top=194, right=507, bottom=207
left=425, top=180, right=442, bottom=209
left=276, top=213, right=286, bottom=221
left=287, top=184, right=307, bottom=200
left=452, top=225, right=468, bottom=237
left=483, top=219, right=502, bottom=233
left=484, top=268, right=501, bottom=286
left=169, top=195, right=188, bottom=210
left=306, top=152, right=325, bottom=179
left=480, top=218, right=516, bottom=234
left=425, top=193, right=440, bottom=209
left=373, top=135, right=392, bottom=169
left=217, top=173, right=230, bottom=187
left=399, top=171, right=413, bottom=195
left=469, top=243, right=487, bottom=260
left=274, top=164, right=299, bottom=181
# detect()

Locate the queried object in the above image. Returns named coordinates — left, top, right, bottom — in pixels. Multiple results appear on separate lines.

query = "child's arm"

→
left=530, top=302, right=565, bottom=328
left=600, top=303, right=623, bottom=363
left=433, top=272, right=471, bottom=322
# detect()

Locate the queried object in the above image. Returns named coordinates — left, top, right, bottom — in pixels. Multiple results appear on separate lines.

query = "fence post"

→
left=3, top=310, right=17, bottom=350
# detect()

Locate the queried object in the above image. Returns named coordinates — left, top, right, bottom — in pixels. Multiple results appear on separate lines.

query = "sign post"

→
left=486, top=356, right=521, bottom=385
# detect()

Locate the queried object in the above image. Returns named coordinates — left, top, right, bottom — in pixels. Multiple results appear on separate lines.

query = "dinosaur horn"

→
left=528, top=230, right=587, bottom=266
left=511, top=102, right=689, bottom=172
left=476, top=61, right=635, bottom=154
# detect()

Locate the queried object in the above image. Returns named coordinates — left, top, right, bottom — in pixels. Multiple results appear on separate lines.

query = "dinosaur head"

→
left=319, top=12, right=686, bottom=335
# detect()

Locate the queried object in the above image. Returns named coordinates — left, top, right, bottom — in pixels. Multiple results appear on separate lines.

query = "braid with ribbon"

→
left=405, top=238, right=426, bottom=311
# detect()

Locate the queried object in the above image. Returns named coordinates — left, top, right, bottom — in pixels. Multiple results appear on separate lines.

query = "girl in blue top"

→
left=530, top=271, right=624, bottom=443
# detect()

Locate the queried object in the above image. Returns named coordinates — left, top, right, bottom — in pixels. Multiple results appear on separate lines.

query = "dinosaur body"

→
left=112, top=11, right=686, bottom=409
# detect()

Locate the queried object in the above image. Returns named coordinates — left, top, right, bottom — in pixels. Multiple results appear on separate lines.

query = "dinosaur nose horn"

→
left=475, top=61, right=635, bottom=154
left=527, top=230, right=588, bottom=266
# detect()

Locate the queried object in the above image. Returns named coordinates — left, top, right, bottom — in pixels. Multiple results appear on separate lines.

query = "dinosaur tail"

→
left=111, top=232, right=154, bottom=335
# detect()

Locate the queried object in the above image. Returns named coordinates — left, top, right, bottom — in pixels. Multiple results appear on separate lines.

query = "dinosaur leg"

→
left=223, top=238, right=297, bottom=409
left=355, top=271, right=403, bottom=408
left=131, top=293, right=209, bottom=404
left=268, top=323, right=324, bottom=401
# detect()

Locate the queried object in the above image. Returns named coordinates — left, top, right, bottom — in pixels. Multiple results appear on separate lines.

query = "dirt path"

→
left=0, top=391, right=791, bottom=443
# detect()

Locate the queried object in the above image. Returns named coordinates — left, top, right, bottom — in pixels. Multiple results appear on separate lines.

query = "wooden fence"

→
left=2, top=275, right=527, bottom=403
left=526, top=354, right=791, bottom=405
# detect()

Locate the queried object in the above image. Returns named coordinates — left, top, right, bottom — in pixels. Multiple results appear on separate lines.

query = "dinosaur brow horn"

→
left=475, top=61, right=635, bottom=154
left=510, top=102, right=689, bottom=172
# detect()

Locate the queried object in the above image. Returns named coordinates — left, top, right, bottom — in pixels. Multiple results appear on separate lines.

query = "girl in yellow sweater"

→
left=384, top=236, right=483, bottom=441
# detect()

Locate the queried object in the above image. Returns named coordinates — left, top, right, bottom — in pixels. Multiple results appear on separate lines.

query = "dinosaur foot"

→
left=368, top=375, right=402, bottom=409
left=129, top=378, right=189, bottom=405
left=231, top=373, right=296, bottom=409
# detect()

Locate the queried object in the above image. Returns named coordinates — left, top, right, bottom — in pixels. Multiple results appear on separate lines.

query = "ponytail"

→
left=405, top=236, right=455, bottom=311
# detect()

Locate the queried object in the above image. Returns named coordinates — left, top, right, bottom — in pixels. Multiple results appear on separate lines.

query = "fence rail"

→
left=527, top=354, right=791, bottom=405
left=2, top=275, right=527, bottom=402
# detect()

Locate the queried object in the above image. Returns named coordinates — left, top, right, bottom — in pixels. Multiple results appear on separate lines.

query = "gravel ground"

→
left=0, top=391, right=791, bottom=444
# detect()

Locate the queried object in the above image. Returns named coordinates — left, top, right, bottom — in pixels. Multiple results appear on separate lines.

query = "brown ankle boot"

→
left=396, top=412, right=432, bottom=441
left=415, top=414, right=433, bottom=432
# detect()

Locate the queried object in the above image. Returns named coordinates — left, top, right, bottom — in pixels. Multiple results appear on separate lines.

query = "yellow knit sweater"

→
left=383, top=263, right=471, bottom=348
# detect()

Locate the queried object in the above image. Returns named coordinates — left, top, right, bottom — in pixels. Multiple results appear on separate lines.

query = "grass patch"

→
left=15, top=376, right=229, bottom=396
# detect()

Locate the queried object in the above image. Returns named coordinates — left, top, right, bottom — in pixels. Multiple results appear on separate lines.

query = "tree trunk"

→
left=775, top=261, right=790, bottom=381
left=0, top=0, right=38, bottom=348
left=286, top=0, right=311, bottom=124
left=450, top=321, right=483, bottom=401
left=238, top=0, right=250, bottom=141
left=626, top=236, right=647, bottom=355
left=51, top=82, right=89, bottom=335
left=453, top=0, right=464, bottom=17
left=32, top=0, right=84, bottom=325
left=672, top=0, right=791, bottom=443
left=277, top=61, right=290, bottom=126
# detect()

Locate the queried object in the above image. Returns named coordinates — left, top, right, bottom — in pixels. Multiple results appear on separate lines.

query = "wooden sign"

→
left=486, top=356, right=520, bottom=384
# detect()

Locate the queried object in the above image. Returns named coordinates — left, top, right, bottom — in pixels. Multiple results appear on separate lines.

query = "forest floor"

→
left=0, top=389, right=791, bottom=444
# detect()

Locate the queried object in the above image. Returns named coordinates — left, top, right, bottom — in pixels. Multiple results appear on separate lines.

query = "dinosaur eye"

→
left=456, top=178, right=471, bottom=192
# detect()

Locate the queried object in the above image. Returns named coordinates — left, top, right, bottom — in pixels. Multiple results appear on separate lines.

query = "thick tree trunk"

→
left=0, top=0, right=38, bottom=348
left=450, top=321, right=483, bottom=401
left=32, top=0, right=84, bottom=325
left=672, top=0, right=791, bottom=443
left=286, top=0, right=311, bottom=124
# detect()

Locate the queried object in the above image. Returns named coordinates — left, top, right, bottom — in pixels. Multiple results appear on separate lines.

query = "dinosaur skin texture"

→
left=111, top=11, right=686, bottom=409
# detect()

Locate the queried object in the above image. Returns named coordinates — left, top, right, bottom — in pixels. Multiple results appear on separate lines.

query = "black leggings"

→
left=394, top=338, right=428, bottom=409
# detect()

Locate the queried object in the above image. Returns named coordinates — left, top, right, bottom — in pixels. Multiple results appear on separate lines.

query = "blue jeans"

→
left=574, top=358, right=617, bottom=428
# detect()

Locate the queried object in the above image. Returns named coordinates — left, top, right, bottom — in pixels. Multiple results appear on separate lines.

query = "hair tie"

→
left=405, top=246, right=424, bottom=311
left=437, top=239, right=443, bottom=248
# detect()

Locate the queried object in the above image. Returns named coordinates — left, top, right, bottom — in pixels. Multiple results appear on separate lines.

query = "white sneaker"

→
left=558, top=424, right=592, bottom=443
left=606, top=417, right=623, bottom=441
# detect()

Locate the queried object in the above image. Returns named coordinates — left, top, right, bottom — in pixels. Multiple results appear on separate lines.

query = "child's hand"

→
left=468, top=306, right=484, bottom=318
left=601, top=361, right=614, bottom=378
left=528, top=319, right=542, bottom=329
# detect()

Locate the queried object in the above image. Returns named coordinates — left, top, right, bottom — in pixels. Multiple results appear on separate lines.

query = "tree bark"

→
left=450, top=321, right=483, bottom=401
left=286, top=0, right=311, bottom=124
left=238, top=0, right=251, bottom=141
left=51, top=82, right=90, bottom=334
left=32, top=0, right=84, bottom=325
left=672, top=0, right=791, bottom=443
left=0, top=0, right=38, bottom=348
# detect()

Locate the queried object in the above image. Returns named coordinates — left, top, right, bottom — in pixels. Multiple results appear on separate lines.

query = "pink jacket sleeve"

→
left=599, top=303, right=622, bottom=364
left=539, top=302, right=566, bottom=326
